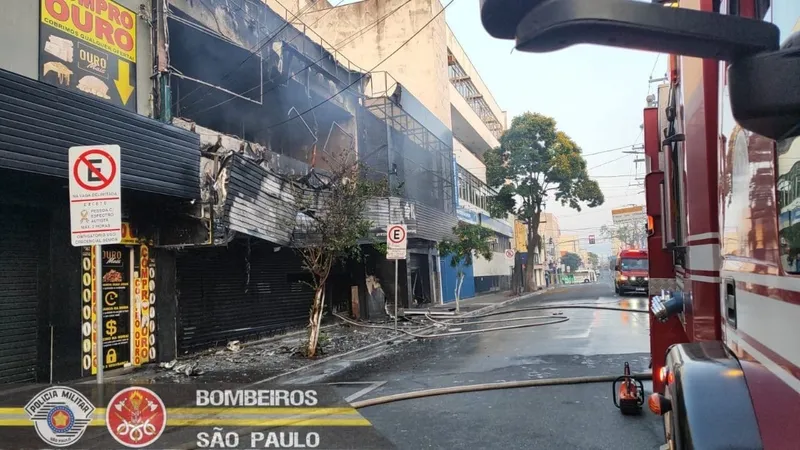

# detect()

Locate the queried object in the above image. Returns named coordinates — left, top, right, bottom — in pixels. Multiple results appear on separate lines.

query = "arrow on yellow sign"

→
left=114, top=60, right=134, bottom=106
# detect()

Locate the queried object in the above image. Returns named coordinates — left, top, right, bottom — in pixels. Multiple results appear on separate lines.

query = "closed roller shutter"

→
left=176, top=241, right=314, bottom=353
left=0, top=207, right=43, bottom=382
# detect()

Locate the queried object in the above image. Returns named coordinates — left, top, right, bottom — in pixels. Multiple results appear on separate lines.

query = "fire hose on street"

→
left=351, top=372, right=652, bottom=409
left=333, top=303, right=652, bottom=410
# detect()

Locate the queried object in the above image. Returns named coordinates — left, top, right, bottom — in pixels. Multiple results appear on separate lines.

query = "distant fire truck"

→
left=614, top=249, right=648, bottom=295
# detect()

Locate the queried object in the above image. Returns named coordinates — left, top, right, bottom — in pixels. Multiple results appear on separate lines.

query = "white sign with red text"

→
left=386, top=224, right=407, bottom=260
left=69, top=145, right=122, bottom=247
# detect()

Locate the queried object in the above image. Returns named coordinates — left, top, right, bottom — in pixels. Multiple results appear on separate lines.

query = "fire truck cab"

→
left=480, top=0, right=800, bottom=448
left=614, top=249, right=649, bottom=295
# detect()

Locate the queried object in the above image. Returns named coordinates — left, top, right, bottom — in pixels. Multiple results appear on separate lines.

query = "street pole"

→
left=394, top=259, right=398, bottom=332
left=95, top=244, right=103, bottom=384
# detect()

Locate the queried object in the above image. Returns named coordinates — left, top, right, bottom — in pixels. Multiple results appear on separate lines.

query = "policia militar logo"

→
left=25, top=386, right=95, bottom=447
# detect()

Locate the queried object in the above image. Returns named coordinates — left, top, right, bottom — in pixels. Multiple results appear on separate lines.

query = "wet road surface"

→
left=323, top=282, right=665, bottom=449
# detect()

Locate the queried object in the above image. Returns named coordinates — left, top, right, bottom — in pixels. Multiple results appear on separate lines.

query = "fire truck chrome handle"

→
left=651, top=289, right=684, bottom=323
left=725, top=279, right=737, bottom=328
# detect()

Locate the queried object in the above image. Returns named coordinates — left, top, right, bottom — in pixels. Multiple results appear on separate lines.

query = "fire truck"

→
left=479, top=0, right=800, bottom=448
left=614, top=248, right=649, bottom=295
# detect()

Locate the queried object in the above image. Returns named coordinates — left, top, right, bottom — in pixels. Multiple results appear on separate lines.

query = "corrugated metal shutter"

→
left=0, top=208, right=41, bottom=382
left=224, top=155, right=299, bottom=246
left=0, top=69, right=200, bottom=198
left=176, top=241, right=314, bottom=353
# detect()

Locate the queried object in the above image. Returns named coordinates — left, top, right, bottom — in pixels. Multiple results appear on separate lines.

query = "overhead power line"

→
left=589, top=154, right=629, bottom=170
left=582, top=144, right=640, bottom=157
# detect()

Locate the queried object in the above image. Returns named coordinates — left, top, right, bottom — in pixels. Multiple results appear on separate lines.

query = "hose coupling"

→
left=651, top=289, right=684, bottom=322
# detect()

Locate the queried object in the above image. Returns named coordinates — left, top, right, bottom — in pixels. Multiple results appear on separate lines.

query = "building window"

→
left=457, top=164, right=494, bottom=213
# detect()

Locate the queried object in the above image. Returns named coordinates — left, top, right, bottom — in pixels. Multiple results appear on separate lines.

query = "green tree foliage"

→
left=587, top=252, right=599, bottom=268
left=438, top=223, right=494, bottom=312
left=484, top=112, right=604, bottom=290
left=600, top=223, right=647, bottom=249
left=292, top=160, right=388, bottom=358
left=561, top=252, right=582, bottom=272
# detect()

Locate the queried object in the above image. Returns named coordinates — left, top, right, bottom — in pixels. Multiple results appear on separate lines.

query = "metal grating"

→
left=0, top=207, right=43, bottom=383
left=447, top=51, right=504, bottom=139
left=176, top=241, right=313, bottom=353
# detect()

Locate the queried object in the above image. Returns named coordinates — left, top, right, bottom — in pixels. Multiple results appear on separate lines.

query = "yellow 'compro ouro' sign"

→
left=41, top=0, right=137, bottom=63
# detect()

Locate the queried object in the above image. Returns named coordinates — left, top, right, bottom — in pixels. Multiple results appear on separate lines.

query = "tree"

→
left=438, top=223, right=494, bottom=313
left=291, top=158, right=387, bottom=358
left=561, top=252, right=582, bottom=273
left=600, top=222, right=647, bottom=250
left=485, top=112, right=604, bottom=291
left=587, top=252, right=599, bottom=268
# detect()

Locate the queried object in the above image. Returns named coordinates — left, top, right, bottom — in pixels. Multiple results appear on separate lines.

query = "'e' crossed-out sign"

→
left=68, top=145, right=122, bottom=247
left=386, top=224, right=407, bottom=260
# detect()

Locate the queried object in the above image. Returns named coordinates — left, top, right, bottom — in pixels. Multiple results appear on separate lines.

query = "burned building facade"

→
left=0, top=0, right=460, bottom=384
left=161, top=0, right=457, bottom=352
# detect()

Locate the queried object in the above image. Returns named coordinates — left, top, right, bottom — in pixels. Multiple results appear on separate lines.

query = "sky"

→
left=443, top=0, right=667, bottom=257
left=328, top=0, right=668, bottom=257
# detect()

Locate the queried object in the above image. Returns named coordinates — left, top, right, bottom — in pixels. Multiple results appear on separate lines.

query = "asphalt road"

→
left=326, top=281, right=665, bottom=450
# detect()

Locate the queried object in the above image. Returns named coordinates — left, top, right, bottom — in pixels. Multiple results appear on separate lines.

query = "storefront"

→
left=77, top=226, right=159, bottom=377
left=0, top=68, right=199, bottom=382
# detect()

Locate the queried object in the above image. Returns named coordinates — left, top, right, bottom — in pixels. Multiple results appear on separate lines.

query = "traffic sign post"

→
left=386, top=224, right=407, bottom=331
left=68, top=145, right=122, bottom=385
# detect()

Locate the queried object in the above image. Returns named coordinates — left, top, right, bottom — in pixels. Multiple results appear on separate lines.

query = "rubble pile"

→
left=128, top=322, right=398, bottom=384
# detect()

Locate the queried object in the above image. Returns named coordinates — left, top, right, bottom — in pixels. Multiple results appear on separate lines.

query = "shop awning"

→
left=0, top=69, right=200, bottom=198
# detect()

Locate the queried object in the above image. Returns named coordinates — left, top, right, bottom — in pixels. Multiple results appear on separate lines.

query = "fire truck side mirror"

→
left=480, top=0, right=778, bottom=61
left=479, top=0, right=800, bottom=140
left=728, top=34, right=800, bottom=141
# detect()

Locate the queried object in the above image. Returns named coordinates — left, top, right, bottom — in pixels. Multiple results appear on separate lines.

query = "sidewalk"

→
left=43, top=287, right=554, bottom=388
left=428, top=288, right=547, bottom=314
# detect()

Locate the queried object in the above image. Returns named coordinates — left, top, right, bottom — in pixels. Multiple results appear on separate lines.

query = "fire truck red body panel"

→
left=644, top=1, right=800, bottom=447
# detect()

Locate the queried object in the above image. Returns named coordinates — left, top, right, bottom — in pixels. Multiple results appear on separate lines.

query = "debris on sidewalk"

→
left=129, top=322, right=399, bottom=384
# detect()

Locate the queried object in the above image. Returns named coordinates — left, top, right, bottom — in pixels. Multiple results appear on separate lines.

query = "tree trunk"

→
left=455, top=272, right=463, bottom=313
left=306, top=284, right=326, bottom=358
left=525, top=214, right=542, bottom=292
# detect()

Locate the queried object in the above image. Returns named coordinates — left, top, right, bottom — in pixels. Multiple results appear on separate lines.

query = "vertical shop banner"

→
left=134, top=244, right=156, bottom=365
left=101, top=245, right=131, bottom=369
left=39, top=0, right=137, bottom=111
left=80, top=247, right=95, bottom=377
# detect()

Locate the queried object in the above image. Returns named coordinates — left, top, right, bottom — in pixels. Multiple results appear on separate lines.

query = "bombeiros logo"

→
left=25, top=386, right=95, bottom=447
left=106, top=386, right=167, bottom=448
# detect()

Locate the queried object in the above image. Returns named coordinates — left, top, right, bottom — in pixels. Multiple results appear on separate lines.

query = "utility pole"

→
left=623, top=144, right=646, bottom=188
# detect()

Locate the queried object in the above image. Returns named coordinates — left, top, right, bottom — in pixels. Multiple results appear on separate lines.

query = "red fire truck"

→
left=480, top=0, right=800, bottom=448
left=614, top=248, right=649, bottom=295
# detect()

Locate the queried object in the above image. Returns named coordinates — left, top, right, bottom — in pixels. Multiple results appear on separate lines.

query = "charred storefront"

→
left=0, top=68, right=200, bottom=382
left=161, top=0, right=370, bottom=352
left=356, top=73, right=458, bottom=318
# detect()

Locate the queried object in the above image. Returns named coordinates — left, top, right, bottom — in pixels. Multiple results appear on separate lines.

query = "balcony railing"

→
left=447, top=51, right=504, bottom=139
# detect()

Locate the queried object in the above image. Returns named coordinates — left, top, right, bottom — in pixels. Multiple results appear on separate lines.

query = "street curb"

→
left=263, top=286, right=557, bottom=384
